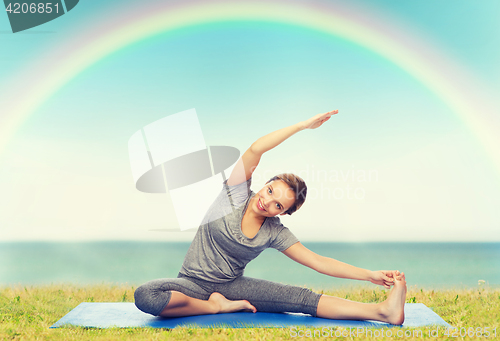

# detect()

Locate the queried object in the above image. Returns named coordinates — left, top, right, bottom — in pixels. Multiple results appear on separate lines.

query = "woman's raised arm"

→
left=226, top=110, right=338, bottom=186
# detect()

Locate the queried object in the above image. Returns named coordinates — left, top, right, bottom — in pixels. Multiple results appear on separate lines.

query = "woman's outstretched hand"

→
left=302, top=110, right=338, bottom=130
left=369, top=270, right=401, bottom=289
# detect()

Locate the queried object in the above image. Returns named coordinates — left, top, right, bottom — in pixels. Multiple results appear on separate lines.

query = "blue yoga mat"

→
left=50, top=303, right=450, bottom=329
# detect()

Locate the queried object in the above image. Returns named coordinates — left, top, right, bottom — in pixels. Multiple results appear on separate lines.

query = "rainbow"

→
left=2, top=0, right=499, bottom=176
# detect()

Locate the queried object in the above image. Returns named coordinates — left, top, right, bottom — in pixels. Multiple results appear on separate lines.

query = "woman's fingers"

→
left=321, top=110, right=337, bottom=119
left=304, top=110, right=338, bottom=129
left=386, top=270, right=399, bottom=278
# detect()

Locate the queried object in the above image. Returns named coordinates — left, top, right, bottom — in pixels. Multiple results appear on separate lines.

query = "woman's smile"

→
left=257, top=198, right=266, bottom=212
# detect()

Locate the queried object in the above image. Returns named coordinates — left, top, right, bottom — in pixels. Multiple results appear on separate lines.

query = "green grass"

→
left=1, top=284, right=498, bottom=340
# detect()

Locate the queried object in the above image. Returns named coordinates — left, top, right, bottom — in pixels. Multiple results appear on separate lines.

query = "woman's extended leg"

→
left=214, top=276, right=322, bottom=316
left=213, top=273, right=407, bottom=324
left=317, top=273, right=407, bottom=325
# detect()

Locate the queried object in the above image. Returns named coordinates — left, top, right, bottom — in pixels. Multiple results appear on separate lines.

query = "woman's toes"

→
left=243, top=300, right=257, bottom=313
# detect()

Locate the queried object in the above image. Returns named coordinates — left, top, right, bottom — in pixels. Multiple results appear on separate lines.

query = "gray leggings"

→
left=134, top=273, right=322, bottom=317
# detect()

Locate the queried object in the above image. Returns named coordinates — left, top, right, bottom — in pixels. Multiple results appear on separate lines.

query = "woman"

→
left=134, top=110, right=407, bottom=325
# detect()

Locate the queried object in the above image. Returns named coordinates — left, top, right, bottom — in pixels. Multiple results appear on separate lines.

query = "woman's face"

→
left=251, top=180, right=296, bottom=217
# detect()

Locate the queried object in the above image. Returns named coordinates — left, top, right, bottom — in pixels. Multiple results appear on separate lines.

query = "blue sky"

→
left=0, top=0, right=499, bottom=241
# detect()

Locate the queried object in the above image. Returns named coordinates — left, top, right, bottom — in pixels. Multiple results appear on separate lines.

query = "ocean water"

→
left=1, top=242, right=499, bottom=289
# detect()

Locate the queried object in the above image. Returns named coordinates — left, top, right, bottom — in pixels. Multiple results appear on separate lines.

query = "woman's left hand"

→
left=368, top=270, right=400, bottom=289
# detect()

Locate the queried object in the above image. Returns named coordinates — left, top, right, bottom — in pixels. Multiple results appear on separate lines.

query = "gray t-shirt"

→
left=179, top=177, right=299, bottom=283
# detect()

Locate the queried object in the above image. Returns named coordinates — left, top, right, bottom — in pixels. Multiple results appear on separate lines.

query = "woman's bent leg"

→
left=134, top=278, right=256, bottom=317
left=134, top=278, right=210, bottom=316
left=160, top=291, right=256, bottom=317
left=159, top=291, right=217, bottom=317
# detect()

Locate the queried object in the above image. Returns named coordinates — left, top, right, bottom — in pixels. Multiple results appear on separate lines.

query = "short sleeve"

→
left=269, top=223, right=299, bottom=252
left=223, top=177, right=252, bottom=208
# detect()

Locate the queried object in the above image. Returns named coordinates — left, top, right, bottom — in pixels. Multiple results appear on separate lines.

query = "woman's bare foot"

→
left=378, top=272, right=407, bottom=325
left=208, top=292, right=257, bottom=314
